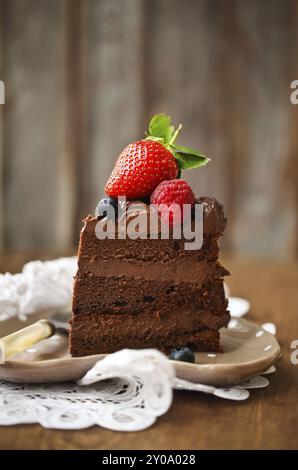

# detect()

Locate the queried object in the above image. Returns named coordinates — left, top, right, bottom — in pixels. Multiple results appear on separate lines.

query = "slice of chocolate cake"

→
left=70, top=196, right=229, bottom=356
left=69, top=114, right=230, bottom=356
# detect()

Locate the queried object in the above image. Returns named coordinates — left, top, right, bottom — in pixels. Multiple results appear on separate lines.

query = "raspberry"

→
left=150, top=179, right=195, bottom=226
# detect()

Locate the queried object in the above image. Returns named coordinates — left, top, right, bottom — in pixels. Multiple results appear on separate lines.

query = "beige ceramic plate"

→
left=0, top=316, right=280, bottom=386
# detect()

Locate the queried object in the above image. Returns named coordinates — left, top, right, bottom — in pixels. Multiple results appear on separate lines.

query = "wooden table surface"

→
left=0, top=253, right=297, bottom=450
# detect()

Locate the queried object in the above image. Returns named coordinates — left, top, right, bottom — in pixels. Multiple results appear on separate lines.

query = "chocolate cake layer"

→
left=73, top=276, right=228, bottom=317
left=70, top=325, right=221, bottom=356
left=70, top=305, right=229, bottom=340
left=77, top=256, right=224, bottom=282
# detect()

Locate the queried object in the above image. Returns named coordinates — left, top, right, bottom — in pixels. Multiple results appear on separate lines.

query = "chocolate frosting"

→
left=94, top=195, right=226, bottom=238
left=197, top=196, right=227, bottom=235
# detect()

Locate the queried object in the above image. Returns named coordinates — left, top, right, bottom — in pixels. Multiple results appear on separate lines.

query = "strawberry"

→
left=105, top=114, right=209, bottom=199
left=105, top=140, right=178, bottom=199
left=150, top=179, right=196, bottom=225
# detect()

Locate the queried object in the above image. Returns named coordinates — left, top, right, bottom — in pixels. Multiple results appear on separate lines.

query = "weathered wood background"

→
left=0, top=0, right=297, bottom=259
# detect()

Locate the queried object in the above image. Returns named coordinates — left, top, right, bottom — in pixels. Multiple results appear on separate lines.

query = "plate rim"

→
left=1, top=318, right=281, bottom=372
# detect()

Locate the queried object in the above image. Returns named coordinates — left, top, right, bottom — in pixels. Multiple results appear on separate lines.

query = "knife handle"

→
left=0, top=319, right=55, bottom=364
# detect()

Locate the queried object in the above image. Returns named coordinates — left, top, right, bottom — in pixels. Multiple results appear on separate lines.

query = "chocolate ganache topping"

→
left=95, top=196, right=226, bottom=238
left=197, top=196, right=227, bottom=235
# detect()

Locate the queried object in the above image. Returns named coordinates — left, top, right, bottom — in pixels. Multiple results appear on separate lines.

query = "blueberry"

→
left=169, top=347, right=195, bottom=363
left=95, top=197, right=118, bottom=220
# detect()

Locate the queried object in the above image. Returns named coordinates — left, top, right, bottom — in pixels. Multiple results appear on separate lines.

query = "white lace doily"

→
left=0, top=349, right=174, bottom=431
left=0, top=257, right=77, bottom=321
left=0, top=257, right=277, bottom=431
left=0, top=350, right=276, bottom=431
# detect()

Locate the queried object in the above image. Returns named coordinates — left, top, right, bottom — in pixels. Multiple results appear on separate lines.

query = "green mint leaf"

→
left=170, top=143, right=210, bottom=169
left=148, top=113, right=174, bottom=144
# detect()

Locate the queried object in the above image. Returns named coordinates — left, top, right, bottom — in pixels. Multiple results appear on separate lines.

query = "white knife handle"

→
left=0, top=320, right=54, bottom=364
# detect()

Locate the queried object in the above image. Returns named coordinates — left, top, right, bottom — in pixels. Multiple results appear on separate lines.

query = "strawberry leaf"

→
left=144, top=135, right=164, bottom=143
left=147, top=113, right=174, bottom=144
left=170, top=144, right=210, bottom=169
left=145, top=114, right=210, bottom=171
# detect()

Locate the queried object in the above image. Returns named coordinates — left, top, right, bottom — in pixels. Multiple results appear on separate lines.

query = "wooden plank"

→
left=288, top=0, right=298, bottom=256
left=1, top=0, right=72, bottom=250
left=76, top=0, right=145, bottom=223
left=0, top=0, right=4, bottom=249
left=230, top=0, right=296, bottom=258
left=0, top=0, right=297, bottom=258
left=64, top=0, right=86, bottom=246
